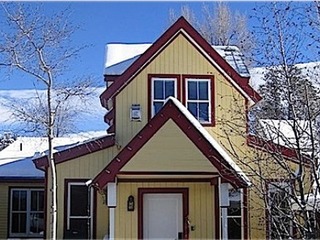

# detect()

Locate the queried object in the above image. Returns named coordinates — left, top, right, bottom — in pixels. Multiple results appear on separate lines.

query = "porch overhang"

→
left=92, top=97, right=251, bottom=190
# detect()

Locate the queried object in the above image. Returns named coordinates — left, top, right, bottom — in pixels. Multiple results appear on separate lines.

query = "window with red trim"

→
left=184, top=76, right=213, bottom=124
left=150, top=77, right=178, bottom=117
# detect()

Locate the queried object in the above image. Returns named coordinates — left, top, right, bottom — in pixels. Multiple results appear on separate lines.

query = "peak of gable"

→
left=104, top=43, right=250, bottom=78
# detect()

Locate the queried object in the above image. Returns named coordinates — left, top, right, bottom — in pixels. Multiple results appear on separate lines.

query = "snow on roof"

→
left=166, top=96, right=251, bottom=186
left=104, top=43, right=250, bottom=77
left=249, top=62, right=320, bottom=91
left=0, top=157, right=44, bottom=179
left=258, top=119, right=315, bottom=153
left=0, top=131, right=108, bottom=167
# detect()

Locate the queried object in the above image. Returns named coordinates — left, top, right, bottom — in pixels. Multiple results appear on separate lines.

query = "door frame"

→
left=138, top=188, right=189, bottom=239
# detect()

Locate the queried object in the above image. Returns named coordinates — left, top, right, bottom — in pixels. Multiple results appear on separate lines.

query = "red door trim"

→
left=138, top=188, right=189, bottom=239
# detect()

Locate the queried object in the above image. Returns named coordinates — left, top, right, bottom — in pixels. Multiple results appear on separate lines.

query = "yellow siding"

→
left=49, top=146, right=118, bottom=239
left=114, top=182, right=215, bottom=239
left=122, top=119, right=217, bottom=172
left=115, top=33, right=247, bottom=150
left=0, top=182, right=43, bottom=239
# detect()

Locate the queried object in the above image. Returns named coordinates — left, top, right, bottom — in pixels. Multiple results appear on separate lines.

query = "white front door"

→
left=143, top=193, right=183, bottom=239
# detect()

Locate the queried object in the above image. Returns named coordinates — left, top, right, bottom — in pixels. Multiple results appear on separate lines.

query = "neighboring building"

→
left=33, top=17, right=312, bottom=239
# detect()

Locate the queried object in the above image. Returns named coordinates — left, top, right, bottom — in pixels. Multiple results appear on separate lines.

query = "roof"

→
left=33, top=134, right=115, bottom=169
left=105, top=44, right=250, bottom=78
left=0, top=131, right=109, bottom=178
left=100, top=17, right=261, bottom=107
left=0, top=157, right=44, bottom=180
left=92, top=97, right=251, bottom=189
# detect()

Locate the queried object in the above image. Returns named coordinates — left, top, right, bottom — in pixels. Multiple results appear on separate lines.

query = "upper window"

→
left=185, top=77, right=212, bottom=124
left=9, top=188, right=44, bottom=238
left=151, top=76, right=178, bottom=117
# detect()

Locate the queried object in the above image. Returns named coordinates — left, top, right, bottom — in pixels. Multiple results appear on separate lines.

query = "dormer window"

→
left=184, top=76, right=213, bottom=125
left=149, top=75, right=180, bottom=118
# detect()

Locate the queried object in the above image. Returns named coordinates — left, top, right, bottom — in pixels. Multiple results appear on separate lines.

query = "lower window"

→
left=9, top=188, right=44, bottom=238
left=266, top=181, right=292, bottom=239
left=66, top=181, right=92, bottom=239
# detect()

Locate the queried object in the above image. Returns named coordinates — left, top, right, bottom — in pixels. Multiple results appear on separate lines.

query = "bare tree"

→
left=169, top=2, right=255, bottom=65
left=0, top=3, right=95, bottom=239
left=216, top=2, right=320, bottom=239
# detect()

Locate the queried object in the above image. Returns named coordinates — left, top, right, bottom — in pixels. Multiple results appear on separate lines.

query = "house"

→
left=33, top=17, right=312, bottom=239
left=0, top=133, right=106, bottom=239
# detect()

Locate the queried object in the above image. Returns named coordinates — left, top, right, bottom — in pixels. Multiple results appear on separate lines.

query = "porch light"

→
left=127, top=195, right=135, bottom=211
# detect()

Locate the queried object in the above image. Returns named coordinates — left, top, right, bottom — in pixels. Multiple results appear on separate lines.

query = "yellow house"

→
left=33, top=17, right=311, bottom=239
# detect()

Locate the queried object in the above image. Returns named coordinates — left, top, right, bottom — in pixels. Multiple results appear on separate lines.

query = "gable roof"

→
left=105, top=44, right=250, bottom=78
left=100, top=17, right=261, bottom=108
left=92, top=97, right=251, bottom=190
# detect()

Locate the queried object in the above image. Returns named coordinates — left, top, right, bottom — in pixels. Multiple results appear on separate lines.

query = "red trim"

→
left=138, top=188, right=189, bottom=239
left=33, top=135, right=115, bottom=169
left=182, top=74, right=215, bottom=126
left=119, top=171, right=218, bottom=176
left=92, top=98, right=249, bottom=189
left=100, top=17, right=261, bottom=108
left=247, top=134, right=311, bottom=166
left=118, top=178, right=213, bottom=183
left=147, top=74, right=181, bottom=120
left=104, top=108, right=114, bottom=125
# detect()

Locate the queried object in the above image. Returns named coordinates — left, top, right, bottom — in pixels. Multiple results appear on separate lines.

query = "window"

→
left=185, top=77, right=212, bottom=124
left=9, top=188, right=44, bottom=238
left=221, top=188, right=243, bottom=239
left=67, top=182, right=92, bottom=239
left=151, top=77, right=178, bottom=117
left=266, top=181, right=292, bottom=239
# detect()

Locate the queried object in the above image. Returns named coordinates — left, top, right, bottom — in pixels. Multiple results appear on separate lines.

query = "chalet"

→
left=32, top=17, right=312, bottom=239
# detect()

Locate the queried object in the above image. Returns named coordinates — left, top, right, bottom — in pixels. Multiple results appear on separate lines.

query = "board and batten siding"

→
left=48, top=146, right=118, bottom=239
left=115, top=33, right=248, bottom=154
left=114, top=182, right=215, bottom=239
left=122, top=119, right=217, bottom=173
left=0, top=182, right=44, bottom=239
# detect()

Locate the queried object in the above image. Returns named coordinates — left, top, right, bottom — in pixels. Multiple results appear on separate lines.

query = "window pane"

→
left=70, top=185, right=88, bottom=216
left=30, top=213, right=44, bottom=234
left=228, top=217, right=242, bottom=239
left=188, top=81, right=197, bottom=100
left=165, top=81, right=174, bottom=98
left=153, top=102, right=164, bottom=115
left=12, top=190, right=27, bottom=211
left=11, top=213, right=27, bottom=233
left=228, top=189, right=241, bottom=216
left=154, top=80, right=164, bottom=100
left=187, top=103, right=197, bottom=118
left=199, top=81, right=209, bottom=100
left=31, top=190, right=44, bottom=211
left=199, top=103, right=209, bottom=122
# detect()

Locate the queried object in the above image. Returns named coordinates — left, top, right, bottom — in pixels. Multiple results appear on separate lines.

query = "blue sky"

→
left=0, top=1, right=261, bottom=90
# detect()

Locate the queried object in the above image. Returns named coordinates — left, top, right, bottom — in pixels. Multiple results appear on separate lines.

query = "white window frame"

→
left=67, top=182, right=93, bottom=238
left=220, top=187, right=243, bottom=239
left=266, top=181, right=293, bottom=239
left=185, top=78, right=211, bottom=124
left=9, top=188, right=44, bottom=238
left=151, top=77, right=177, bottom=117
